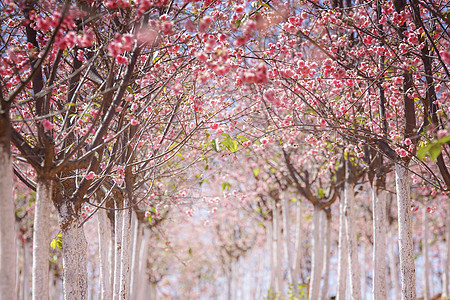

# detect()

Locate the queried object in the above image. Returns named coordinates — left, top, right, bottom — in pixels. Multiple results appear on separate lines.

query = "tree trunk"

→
left=395, top=164, right=416, bottom=299
left=309, top=206, right=323, bottom=300
left=388, top=230, right=401, bottom=299
left=320, top=211, right=331, bottom=300
left=97, top=208, right=112, bottom=300
left=113, top=201, right=123, bottom=300
left=423, top=209, right=430, bottom=300
left=345, top=179, right=361, bottom=300
left=442, top=198, right=450, bottom=298
left=136, top=228, right=149, bottom=300
left=293, top=201, right=302, bottom=288
left=282, top=197, right=294, bottom=288
left=119, top=204, right=133, bottom=300
left=59, top=201, right=88, bottom=300
left=21, top=242, right=31, bottom=300
left=32, top=178, right=53, bottom=300
left=130, top=214, right=141, bottom=300
left=372, top=182, right=387, bottom=300
left=336, top=193, right=348, bottom=300
left=273, top=200, right=283, bottom=296
left=0, top=91, right=17, bottom=300
left=268, top=220, right=275, bottom=293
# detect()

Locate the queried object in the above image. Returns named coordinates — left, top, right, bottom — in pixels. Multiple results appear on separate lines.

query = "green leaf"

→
left=188, top=248, right=192, bottom=255
left=56, top=240, right=63, bottom=250
left=222, top=182, right=231, bottom=191
left=126, top=86, right=134, bottom=94
left=176, top=153, right=184, bottom=159
left=252, top=168, right=261, bottom=177
left=50, top=239, right=56, bottom=250
left=212, top=138, right=220, bottom=152
left=148, top=215, right=152, bottom=223
left=317, top=188, right=324, bottom=199
left=429, top=143, right=442, bottom=160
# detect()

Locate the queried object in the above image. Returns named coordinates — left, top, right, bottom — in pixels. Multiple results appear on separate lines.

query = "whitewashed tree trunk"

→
left=130, top=214, right=141, bottom=300
left=32, top=178, right=53, bottom=300
left=60, top=202, right=88, bottom=300
left=293, top=201, right=302, bottom=287
left=423, top=209, right=430, bottom=300
left=372, top=182, right=387, bottom=300
left=345, top=179, right=361, bottom=300
left=282, top=197, right=294, bottom=288
left=268, top=220, right=275, bottom=293
left=119, top=204, right=133, bottom=300
left=320, top=211, right=331, bottom=300
left=113, top=201, right=123, bottom=300
left=136, top=228, right=149, bottom=300
left=0, top=126, right=17, bottom=300
left=149, top=282, right=157, bottom=300
left=336, top=193, right=348, bottom=300
left=309, top=206, right=323, bottom=300
left=97, top=208, right=112, bottom=300
left=273, top=200, right=283, bottom=295
left=442, top=198, right=450, bottom=298
left=388, top=230, right=401, bottom=299
left=395, top=164, right=416, bottom=299
left=21, top=242, right=31, bottom=300
left=109, top=218, right=115, bottom=296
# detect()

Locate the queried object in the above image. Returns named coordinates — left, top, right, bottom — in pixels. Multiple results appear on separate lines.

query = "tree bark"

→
left=293, top=201, right=302, bottom=288
left=130, top=213, right=141, bottom=300
left=345, top=179, right=361, bottom=300
left=21, top=242, right=31, bottom=300
left=423, top=209, right=430, bottom=300
left=309, top=206, right=323, bottom=300
left=372, top=181, right=387, bottom=300
left=97, top=208, right=112, bottom=300
left=281, top=197, right=294, bottom=288
left=388, top=230, right=401, bottom=299
left=59, top=201, right=88, bottom=300
left=273, top=200, right=283, bottom=296
left=442, top=198, right=450, bottom=298
left=336, top=193, right=348, bottom=300
left=320, top=210, right=331, bottom=300
left=0, top=122, right=17, bottom=300
left=135, top=228, right=149, bottom=300
left=32, top=178, right=53, bottom=300
left=113, top=201, right=123, bottom=300
left=395, top=164, right=416, bottom=299
left=119, top=204, right=133, bottom=300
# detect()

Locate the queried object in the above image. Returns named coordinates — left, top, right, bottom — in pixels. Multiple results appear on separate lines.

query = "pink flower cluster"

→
left=108, top=34, right=134, bottom=64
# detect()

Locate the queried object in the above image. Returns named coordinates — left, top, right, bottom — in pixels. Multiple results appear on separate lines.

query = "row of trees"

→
left=0, top=0, right=449, bottom=299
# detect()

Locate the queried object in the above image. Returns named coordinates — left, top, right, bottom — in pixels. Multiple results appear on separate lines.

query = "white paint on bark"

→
left=32, top=178, right=53, bottom=300
left=97, top=208, right=112, bottom=300
left=388, top=230, right=401, bottom=300
left=422, top=209, right=430, bottom=300
left=309, top=206, right=323, bottom=300
left=130, top=213, right=141, bottom=300
left=293, top=202, right=302, bottom=287
left=336, top=194, right=348, bottom=300
left=0, top=142, right=17, bottom=300
left=442, top=198, right=450, bottom=298
left=345, top=180, right=361, bottom=300
left=136, top=228, right=149, bottom=300
left=119, top=205, right=133, bottom=300
left=395, top=164, right=416, bottom=299
left=113, top=201, right=123, bottom=300
left=61, top=209, right=88, bottom=300
left=319, top=211, right=330, bottom=300
left=281, top=197, right=294, bottom=287
left=372, top=181, right=387, bottom=300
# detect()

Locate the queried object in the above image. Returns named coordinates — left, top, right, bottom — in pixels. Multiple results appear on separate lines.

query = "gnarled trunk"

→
left=395, top=164, right=416, bottom=299
left=32, top=178, right=53, bottom=300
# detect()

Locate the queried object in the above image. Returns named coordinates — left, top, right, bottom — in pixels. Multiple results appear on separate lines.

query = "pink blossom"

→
left=130, top=118, right=139, bottom=126
left=145, top=211, right=151, bottom=218
left=116, top=55, right=128, bottom=65
left=199, top=16, right=212, bottom=33
left=210, top=123, right=219, bottom=130
left=41, top=119, right=54, bottom=131
left=85, top=171, right=96, bottom=180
